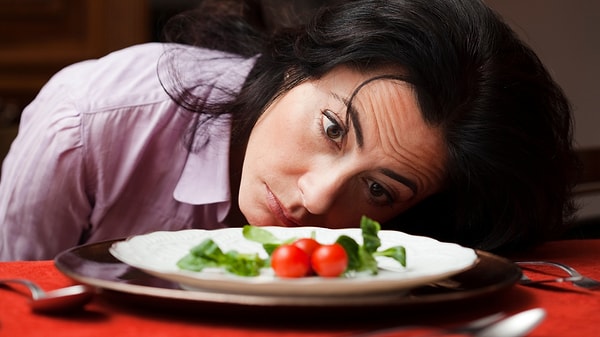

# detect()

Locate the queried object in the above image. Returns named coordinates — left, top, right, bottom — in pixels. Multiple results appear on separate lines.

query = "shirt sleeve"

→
left=0, top=67, right=92, bottom=261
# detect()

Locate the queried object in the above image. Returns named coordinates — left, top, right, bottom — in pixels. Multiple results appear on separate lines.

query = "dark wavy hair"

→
left=161, top=0, right=579, bottom=252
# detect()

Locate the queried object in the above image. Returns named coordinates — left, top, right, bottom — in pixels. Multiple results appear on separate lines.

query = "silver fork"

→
left=516, top=260, right=600, bottom=289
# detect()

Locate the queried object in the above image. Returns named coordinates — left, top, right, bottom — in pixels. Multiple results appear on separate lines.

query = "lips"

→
left=265, top=185, right=303, bottom=227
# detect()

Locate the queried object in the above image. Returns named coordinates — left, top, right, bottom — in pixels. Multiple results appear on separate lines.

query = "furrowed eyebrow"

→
left=340, top=73, right=413, bottom=149
left=331, top=92, right=417, bottom=196
left=381, top=168, right=418, bottom=196
left=331, top=92, right=364, bottom=147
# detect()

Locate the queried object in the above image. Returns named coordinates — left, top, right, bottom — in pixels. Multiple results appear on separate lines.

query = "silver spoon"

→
left=349, top=308, right=546, bottom=337
left=0, top=278, right=95, bottom=313
left=476, top=308, right=546, bottom=337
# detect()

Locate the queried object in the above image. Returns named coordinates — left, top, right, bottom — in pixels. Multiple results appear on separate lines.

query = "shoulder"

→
left=46, top=43, right=257, bottom=113
left=17, top=43, right=257, bottom=153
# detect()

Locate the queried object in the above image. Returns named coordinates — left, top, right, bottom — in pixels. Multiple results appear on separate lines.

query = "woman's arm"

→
left=0, top=70, right=91, bottom=261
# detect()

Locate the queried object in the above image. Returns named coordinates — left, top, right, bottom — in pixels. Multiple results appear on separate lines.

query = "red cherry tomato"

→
left=271, top=244, right=311, bottom=278
left=293, top=237, right=321, bottom=276
left=293, top=238, right=321, bottom=258
left=311, top=243, right=348, bottom=277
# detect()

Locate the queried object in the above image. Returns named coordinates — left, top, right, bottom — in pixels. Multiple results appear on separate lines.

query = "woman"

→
left=0, top=0, right=578, bottom=260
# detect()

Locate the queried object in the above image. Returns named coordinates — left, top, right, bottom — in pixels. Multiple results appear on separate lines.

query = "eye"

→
left=366, top=179, right=394, bottom=206
left=321, top=110, right=345, bottom=144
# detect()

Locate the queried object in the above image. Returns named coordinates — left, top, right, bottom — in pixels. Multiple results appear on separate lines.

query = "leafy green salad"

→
left=177, top=216, right=406, bottom=278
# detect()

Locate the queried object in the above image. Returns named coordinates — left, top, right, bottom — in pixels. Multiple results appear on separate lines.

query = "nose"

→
left=298, top=164, right=349, bottom=215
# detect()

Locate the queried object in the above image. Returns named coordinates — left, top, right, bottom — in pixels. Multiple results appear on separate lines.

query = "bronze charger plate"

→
left=54, top=238, right=521, bottom=317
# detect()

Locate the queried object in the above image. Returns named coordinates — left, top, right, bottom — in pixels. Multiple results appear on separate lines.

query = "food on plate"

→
left=310, top=243, right=348, bottom=277
left=176, top=238, right=266, bottom=277
left=271, top=244, right=312, bottom=278
left=177, top=216, right=406, bottom=278
left=271, top=240, right=349, bottom=278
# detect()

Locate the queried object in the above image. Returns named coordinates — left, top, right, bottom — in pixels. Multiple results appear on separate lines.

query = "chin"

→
left=243, top=213, right=276, bottom=227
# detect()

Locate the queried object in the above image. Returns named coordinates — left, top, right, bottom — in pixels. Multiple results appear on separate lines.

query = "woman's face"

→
left=238, top=66, right=446, bottom=229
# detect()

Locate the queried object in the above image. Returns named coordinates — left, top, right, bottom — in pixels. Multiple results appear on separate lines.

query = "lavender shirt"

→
left=0, top=43, right=257, bottom=260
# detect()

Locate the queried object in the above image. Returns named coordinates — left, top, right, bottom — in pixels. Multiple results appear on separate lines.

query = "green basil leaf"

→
left=191, top=239, right=225, bottom=261
left=177, top=239, right=224, bottom=271
left=242, top=225, right=283, bottom=244
left=358, top=246, right=379, bottom=275
left=360, top=216, right=381, bottom=254
left=177, top=254, right=213, bottom=272
left=223, top=251, right=265, bottom=277
left=374, top=246, right=407, bottom=267
left=262, top=243, right=280, bottom=256
left=335, top=235, right=361, bottom=271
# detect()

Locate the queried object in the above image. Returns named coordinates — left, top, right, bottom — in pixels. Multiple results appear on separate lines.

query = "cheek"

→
left=242, top=112, right=309, bottom=186
left=252, top=113, right=316, bottom=162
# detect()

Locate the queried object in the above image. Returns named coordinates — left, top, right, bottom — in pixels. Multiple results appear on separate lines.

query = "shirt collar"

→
left=173, top=118, right=232, bottom=206
left=172, top=54, right=257, bottom=221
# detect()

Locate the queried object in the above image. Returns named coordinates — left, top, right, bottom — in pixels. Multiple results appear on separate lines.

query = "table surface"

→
left=1, top=239, right=599, bottom=337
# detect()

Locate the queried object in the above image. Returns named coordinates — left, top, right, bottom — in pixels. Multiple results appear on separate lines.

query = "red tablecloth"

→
left=1, top=239, right=599, bottom=337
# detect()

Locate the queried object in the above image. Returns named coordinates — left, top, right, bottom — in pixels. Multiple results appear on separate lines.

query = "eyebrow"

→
left=331, top=92, right=364, bottom=147
left=381, top=168, right=418, bottom=196
left=331, top=93, right=418, bottom=196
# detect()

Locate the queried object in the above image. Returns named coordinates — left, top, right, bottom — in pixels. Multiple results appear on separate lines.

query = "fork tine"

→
left=519, top=274, right=582, bottom=285
left=516, top=261, right=600, bottom=290
left=573, top=277, right=600, bottom=289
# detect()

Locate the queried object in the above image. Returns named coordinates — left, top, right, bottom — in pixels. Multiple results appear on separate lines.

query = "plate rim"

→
left=54, top=238, right=521, bottom=309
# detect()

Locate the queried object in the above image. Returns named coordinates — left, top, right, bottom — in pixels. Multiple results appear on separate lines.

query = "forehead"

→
left=315, top=66, right=434, bottom=143
left=316, top=67, right=447, bottom=194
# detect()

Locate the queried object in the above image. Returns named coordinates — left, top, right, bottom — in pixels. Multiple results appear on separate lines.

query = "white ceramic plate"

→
left=109, top=227, right=478, bottom=296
